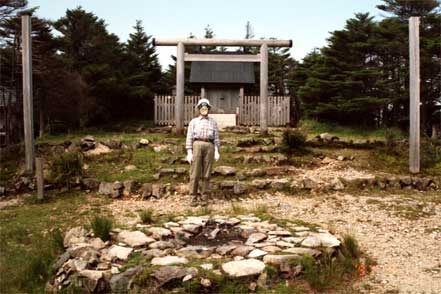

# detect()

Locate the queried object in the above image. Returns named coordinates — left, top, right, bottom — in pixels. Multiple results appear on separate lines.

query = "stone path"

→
left=105, top=190, right=441, bottom=294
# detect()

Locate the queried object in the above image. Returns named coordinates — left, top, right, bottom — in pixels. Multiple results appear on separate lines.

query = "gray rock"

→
left=220, top=181, right=236, bottom=189
left=151, top=256, right=189, bottom=266
left=301, top=232, right=341, bottom=248
left=248, top=249, right=268, bottom=258
left=81, top=178, right=100, bottom=190
left=151, top=184, right=165, bottom=198
left=108, top=245, right=133, bottom=261
left=183, top=224, right=202, bottom=234
left=123, top=180, right=135, bottom=196
left=149, top=241, right=175, bottom=250
left=64, top=226, right=87, bottom=248
left=52, top=251, right=71, bottom=270
left=89, top=237, right=106, bottom=250
left=222, top=259, right=265, bottom=277
left=251, top=179, right=270, bottom=189
left=231, top=245, right=255, bottom=257
left=151, top=266, right=198, bottom=286
left=175, top=167, right=187, bottom=174
left=213, top=166, right=237, bottom=176
left=177, top=245, right=214, bottom=258
left=117, top=230, right=155, bottom=247
left=282, top=247, right=321, bottom=256
left=233, top=182, right=248, bottom=195
left=263, top=254, right=301, bottom=266
left=246, top=233, right=267, bottom=245
left=303, top=177, right=319, bottom=190
left=142, top=248, right=169, bottom=259
left=270, top=178, right=290, bottom=190
left=78, top=270, right=104, bottom=292
left=140, top=183, right=152, bottom=198
left=330, top=178, right=345, bottom=190
left=147, top=227, right=172, bottom=240
left=216, top=245, right=237, bottom=255
left=98, top=181, right=123, bottom=198
left=246, top=169, right=266, bottom=177
left=110, top=265, right=142, bottom=293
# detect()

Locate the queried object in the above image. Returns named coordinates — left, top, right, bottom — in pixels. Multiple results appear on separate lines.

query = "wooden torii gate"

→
left=153, top=38, right=292, bottom=135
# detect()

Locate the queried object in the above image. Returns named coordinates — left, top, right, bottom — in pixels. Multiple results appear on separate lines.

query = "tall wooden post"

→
left=176, top=42, right=185, bottom=135
left=409, top=17, right=420, bottom=173
left=260, top=43, right=268, bottom=135
left=21, top=14, right=34, bottom=174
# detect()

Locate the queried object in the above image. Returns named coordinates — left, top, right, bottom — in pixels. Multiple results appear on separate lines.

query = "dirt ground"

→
left=105, top=190, right=441, bottom=294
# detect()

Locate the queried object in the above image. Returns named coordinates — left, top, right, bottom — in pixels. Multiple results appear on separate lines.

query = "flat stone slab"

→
left=248, top=249, right=268, bottom=258
left=222, top=259, right=266, bottom=277
left=301, top=232, right=341, bottom=248
left=117, top=230, right=155, bottom=247
left=246, top=233, right=267, bottom=245
left=263, top=254, right=302, bottom=266
left=282, top=247, right=321, bottom=256
left=147, top=227, right=172, bottom=240
left=151, top=256, right=189, bottom=266
left=108, top=245, right=133, bottom=261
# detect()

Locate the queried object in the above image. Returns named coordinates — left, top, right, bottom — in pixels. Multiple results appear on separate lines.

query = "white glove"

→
left=214, top=147, right=220, bottom=161
left=186, top=150, right=193, bottom=164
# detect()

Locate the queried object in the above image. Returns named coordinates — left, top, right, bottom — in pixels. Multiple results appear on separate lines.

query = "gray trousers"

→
left=189, top=141, right=214, bottom=196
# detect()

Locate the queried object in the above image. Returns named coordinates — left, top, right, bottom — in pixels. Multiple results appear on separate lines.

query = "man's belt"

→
left=194, top=138, right=214, bottom=143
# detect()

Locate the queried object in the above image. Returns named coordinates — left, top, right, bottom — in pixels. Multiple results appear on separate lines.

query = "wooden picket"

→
left=154, top=95, right=290, bottom=126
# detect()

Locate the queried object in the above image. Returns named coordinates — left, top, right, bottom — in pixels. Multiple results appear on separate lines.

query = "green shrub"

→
left=282, top=129, right=306, bottom=150
left=51, top=228, right=65, bottom=252
left=139, top=209, right=155, bottom=224
left=421, top=136, right=441, bottom=169
left=48, top=152, right=83, bottom=188
left=90, top=216, right=113, bottom=241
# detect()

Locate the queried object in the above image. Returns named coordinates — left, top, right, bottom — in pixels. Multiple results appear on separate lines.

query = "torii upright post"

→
left=260, top=43, right=269, bottom=135
left=21, top=13, right=35, bottom=174
left=409, top=17, right=420, bottom=173
left=175, top=42, right=185, bottom=135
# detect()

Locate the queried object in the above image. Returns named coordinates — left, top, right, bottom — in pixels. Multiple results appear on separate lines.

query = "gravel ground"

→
left=106, top=190, right=441, bottom=294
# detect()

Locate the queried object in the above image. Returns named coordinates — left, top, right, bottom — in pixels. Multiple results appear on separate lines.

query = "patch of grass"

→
left=48, top=152, right=83, bottom=188
left=139, top=208, right=155, bottom=224
left=230, top=202, right=247, bottom=215
left=300, top=234, right=366, bottom=292
left=89, top=216, right=113, bottom=241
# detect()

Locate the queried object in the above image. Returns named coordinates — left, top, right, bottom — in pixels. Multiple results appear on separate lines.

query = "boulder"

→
left=151, top=184, right=165, bottom=198
left=81, top=178, right=100, bottom=190
left=108, top=245, right=133, bottom=261
left=222, top=259, right=265, bottom=277
left=151, top=266, right=197, bottom=286
left=246, top=169, right=266, bottom=177
left=117, top=230, right=155, bottom=247
left=251, top=179, right=269, bottom=189
left=98, top=181, right=123, bottom=198
left=64, top=226, right=87, bottom=247
left=110, top=265, right=142, bottom=293
left=270, top=178, right=290, bottom=190
left=123, top=180, right=136, bottom=196
left=301, top=232, right=341, bottom=248
left=213, top=166, right=237, bottom=176
left=247, top=249, right=268, bottom=258
left=231, top=245, right=255, bottom=257
left=245, top=233, right=267, bottom=245
left=147, top=227, right=172, bottom=240
left=85, top=143, right=111, bottom=156
left=140, top=183, right=152, bottom=198
left=233, top=182, right=248, bottom=195
left=177, top=246, right=214, bottom=258
left=78, top=270, right=104, bottom=292
left=302, top=177, right=319, bottom=190
left=216, top=245, right=237, bottom=256
left=282, top=247, right=321, bottom=256
left=149, top=241, right=175, bottom=250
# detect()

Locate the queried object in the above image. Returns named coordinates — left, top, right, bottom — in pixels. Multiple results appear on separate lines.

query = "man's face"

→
left=200, top=106, right=209, bottom=116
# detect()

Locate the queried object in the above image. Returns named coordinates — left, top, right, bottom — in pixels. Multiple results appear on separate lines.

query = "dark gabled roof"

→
left=190, top=62, right=255, bottom=84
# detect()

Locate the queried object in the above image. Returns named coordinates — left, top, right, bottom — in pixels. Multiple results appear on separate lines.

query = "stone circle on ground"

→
left=48, top=214, right=342, bottom=292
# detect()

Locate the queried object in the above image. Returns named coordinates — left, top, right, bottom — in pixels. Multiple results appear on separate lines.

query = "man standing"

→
left=186, top=98, right=220, bottom=206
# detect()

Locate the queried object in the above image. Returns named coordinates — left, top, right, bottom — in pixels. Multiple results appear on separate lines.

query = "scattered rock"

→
left=246, top=233, right=267, bottom=245
left=200, top=278, right=212, bottom=287
left=64, top=226, right=87, bottom=248
left=301, top=232, right=341, bottom=248
left=151, top=256, right=189, bottom=266
left=117, top=230, right=155, bottom=247
left=147, top=227, right=172, bottom=240
left=263, top=254, right=301, bottom=266
left=248, top=249, right=268, bottom=258
left=222, top=259, right=266, bottom=277
left=213, top=166, right=237, bottom=176
left=151, top=266, right=197, bottom=286
left=108, top=245, right=133, bottom=261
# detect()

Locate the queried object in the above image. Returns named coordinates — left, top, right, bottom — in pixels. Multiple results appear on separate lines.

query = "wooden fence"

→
left=154, top=95, right=290, bottom=126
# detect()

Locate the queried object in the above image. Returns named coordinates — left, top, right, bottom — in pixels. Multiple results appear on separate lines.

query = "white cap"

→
left=196, top=98, right=211, bottom=109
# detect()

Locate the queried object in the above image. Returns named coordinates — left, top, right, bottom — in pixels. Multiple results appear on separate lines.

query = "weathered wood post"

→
left=36, top=157, right=44, bottom=200
left=176, top=42, right=185, bottom=135
left=409, top=16, right=420, bottom=173
left=260, top=43, right=268, bottom=135
left=21, top=13, right=35, bottom=174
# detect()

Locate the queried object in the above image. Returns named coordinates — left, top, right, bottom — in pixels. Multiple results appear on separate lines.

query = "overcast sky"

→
left=28, top=0, right=387, bottom=69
